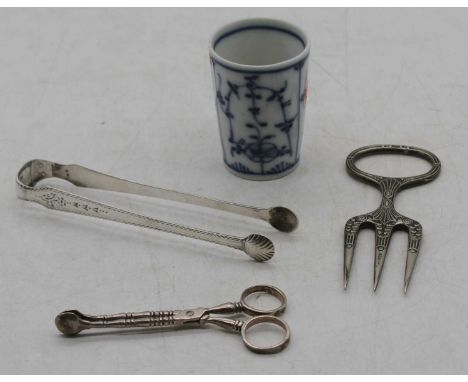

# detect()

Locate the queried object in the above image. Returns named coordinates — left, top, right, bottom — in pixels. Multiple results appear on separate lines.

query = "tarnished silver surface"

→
left=56, top=285, right=290, bottom=354
left=16, top=159, right=279, bottom=261
left=344, top=144, right=441, bottom=293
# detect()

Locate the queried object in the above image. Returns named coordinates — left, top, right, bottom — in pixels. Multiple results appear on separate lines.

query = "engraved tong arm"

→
left=16, top=159, right=298, bottom=232
left=55, top=302, right=245, bottom=335
left=16, top=160, right=275, bottom=261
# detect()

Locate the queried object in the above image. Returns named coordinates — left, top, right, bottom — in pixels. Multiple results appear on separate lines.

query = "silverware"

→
left=344, top=144, right=441, bottom=293
left=55, top=285, right=290, bottom=354
left=16, top=159, right=285, bottom=261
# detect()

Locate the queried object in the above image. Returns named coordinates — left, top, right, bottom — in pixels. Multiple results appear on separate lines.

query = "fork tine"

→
left=344, top=245, right=355, bottom=290
left=403, top=220, right=423, bottom=293
left=373, top=231, right=392, bottom=291
left=344, top=216, right=366, bottom=290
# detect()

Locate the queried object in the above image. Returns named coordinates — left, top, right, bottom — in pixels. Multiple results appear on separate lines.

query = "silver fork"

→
left=344, top=145, right=441, bottom=292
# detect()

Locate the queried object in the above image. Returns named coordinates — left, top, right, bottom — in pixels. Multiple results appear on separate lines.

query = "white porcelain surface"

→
left=210, top=19, right=310, bottom=180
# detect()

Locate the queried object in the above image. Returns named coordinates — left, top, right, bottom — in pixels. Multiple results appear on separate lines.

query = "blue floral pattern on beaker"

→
left=212, top=60, right=307, bottom=176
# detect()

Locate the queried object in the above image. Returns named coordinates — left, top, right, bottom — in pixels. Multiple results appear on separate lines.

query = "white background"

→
left=0, top=8, right=467, bottom=374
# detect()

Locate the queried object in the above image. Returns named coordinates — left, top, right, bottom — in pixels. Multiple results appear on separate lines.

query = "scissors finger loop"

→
left=240, top=285, right=287, bottom=316
left=241, top=315, right=290, bottom=354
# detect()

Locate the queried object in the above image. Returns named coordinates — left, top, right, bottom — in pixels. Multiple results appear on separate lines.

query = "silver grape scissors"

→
left=55, top=285, right=290, bottom=354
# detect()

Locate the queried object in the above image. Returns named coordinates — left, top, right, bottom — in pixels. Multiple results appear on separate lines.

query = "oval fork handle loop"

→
left=346, top=144, right=441, bottom=189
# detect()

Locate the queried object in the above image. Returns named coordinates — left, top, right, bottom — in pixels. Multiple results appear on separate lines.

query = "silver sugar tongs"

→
left=16, top=160, right=298, bottom=261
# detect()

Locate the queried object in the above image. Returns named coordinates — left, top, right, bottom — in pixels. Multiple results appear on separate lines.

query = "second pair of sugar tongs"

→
left=17, top=160, right=298, bottom=261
